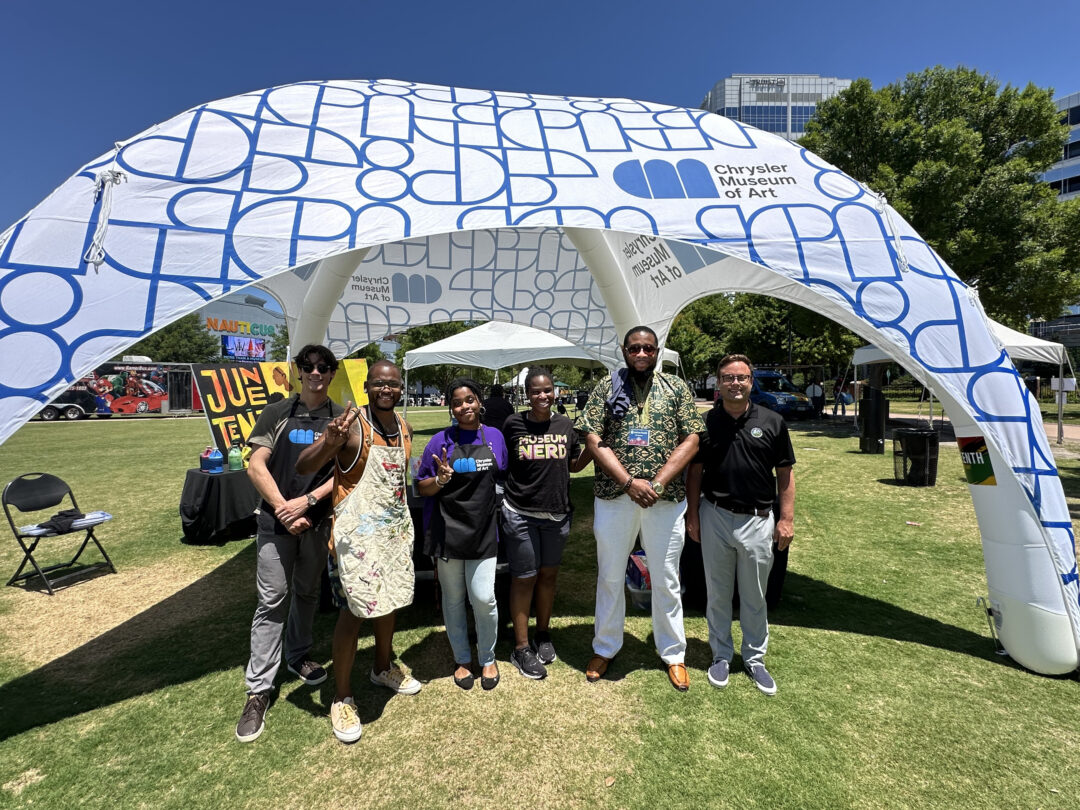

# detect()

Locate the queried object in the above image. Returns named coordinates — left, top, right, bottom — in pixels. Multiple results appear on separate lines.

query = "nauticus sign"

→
left=205, top=317, right=277, bottom=336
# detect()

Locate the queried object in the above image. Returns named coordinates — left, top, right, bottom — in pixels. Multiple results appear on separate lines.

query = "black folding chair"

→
left=4, top=473, right=117, bottom=594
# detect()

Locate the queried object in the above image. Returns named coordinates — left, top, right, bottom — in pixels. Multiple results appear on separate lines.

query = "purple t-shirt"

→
left=418, top=425, right=509, bottom=531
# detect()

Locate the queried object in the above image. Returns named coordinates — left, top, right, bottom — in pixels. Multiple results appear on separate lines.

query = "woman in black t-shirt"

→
left=500, top=367, right=592, bottom=680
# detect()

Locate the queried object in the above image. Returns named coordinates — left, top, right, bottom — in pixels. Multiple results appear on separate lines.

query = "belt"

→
left=705, top=496, right=771, bottom=518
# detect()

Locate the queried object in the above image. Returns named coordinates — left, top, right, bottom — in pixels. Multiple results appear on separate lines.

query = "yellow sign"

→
left=193, top=359, right=369, bottom=454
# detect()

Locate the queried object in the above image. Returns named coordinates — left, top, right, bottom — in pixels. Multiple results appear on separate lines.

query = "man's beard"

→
left=628, top=365, right=655, bottom=384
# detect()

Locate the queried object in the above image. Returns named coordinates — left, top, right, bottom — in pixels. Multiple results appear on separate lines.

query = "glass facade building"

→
left=701, top=73, right=852, bottom=141
left=1044, top=90, right=1080, bottom=201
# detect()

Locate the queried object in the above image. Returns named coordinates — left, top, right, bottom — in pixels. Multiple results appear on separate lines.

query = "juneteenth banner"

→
left=193, top=360, right=369, bottom=454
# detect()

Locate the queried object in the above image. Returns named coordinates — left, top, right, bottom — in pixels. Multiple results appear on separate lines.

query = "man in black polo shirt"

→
left=686, top=354, right=795, bottom=696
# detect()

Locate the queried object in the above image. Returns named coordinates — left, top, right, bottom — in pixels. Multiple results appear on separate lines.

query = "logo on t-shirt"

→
left=452, top=457, right=496, bottom=474
left=518, top=433, right=568, bottom=460
left=750, top=427, right=764, bottom=438
left=288, top=428, right=320, bottom=445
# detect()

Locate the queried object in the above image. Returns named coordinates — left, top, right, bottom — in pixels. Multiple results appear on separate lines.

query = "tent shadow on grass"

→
left=0, top=546, right=1005, bottom=742
left=678, top=570, right=1000, bottom=669
left=0, top=542, right=258, bottom=742
left=750, top=571, right=1000, bottom=664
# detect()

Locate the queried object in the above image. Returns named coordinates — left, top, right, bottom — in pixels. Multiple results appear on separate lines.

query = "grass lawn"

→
left=1, top=412, right=1079, bottom=809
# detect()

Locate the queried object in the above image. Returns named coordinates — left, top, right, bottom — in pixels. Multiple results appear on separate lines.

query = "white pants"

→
left=592, top=495, right=686, bottom=665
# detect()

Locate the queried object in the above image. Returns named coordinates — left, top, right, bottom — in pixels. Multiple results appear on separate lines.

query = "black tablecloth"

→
left=179, top=468, right=259, bottom=544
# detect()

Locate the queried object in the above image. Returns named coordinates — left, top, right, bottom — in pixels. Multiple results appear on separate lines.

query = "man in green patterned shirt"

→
left=579, top=326, right=705, bottom=691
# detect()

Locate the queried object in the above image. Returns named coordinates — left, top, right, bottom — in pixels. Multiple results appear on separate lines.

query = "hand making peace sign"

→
left=324, top=401, right=360, bottom=447
left=434, top=446, right=454, bottom=485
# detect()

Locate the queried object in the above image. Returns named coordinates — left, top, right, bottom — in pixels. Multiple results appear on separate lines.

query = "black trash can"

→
left=860, top=387, right=888, bottom=454
left=893, top=427, right=940, bottom=486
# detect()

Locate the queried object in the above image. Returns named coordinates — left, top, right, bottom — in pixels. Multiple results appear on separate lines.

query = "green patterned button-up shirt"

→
left=579, top=371, right=705, bottom=502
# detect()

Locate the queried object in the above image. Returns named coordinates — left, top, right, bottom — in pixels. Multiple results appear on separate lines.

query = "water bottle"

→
left=206, top=447, right=224, bottom=474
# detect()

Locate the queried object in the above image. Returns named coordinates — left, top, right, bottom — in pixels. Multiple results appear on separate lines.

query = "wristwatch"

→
left=306, top=493, right=318, bottom=508
left=650, top=480, right=664, bottom=496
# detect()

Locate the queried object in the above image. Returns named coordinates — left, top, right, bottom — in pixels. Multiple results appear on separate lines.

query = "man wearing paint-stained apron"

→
left=297, top=359, right=421, bottom=744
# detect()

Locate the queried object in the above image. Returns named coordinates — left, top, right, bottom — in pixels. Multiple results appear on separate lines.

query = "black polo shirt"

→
left=696, top=402, right=795, bottom=508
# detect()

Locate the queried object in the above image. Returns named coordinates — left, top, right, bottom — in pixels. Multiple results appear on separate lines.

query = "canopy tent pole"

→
left=403, top=367, right=409, bottom=421
left=1056, top=357, right=1064, bottom=444
left=291, top=248, right=370, bottom=350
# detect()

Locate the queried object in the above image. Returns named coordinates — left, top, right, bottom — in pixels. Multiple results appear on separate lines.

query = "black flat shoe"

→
left=481, top=665, right=500, bottom=691
left=453, top=667, right=474, bottom=691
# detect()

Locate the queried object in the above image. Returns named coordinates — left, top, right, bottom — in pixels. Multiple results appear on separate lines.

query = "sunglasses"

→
left=625, top=344, right=657, bottom=355
left=298, top=362, right=332, bottom=374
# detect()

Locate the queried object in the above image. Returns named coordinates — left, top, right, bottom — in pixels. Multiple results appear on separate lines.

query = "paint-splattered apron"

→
left=332, top=439, right=414, bottom=618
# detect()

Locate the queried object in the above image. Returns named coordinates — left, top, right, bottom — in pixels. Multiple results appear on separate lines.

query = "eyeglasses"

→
left=720, top=374, right=751, bottom=383
left=625, top=344, right=658, bottom=355
left=298, top=362, right=332, bottom=374
left=368, top=379, right=403, bottom=390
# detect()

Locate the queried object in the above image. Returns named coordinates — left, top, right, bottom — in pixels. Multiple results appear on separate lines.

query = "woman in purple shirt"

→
left=417, top=378, right=508, bottom=691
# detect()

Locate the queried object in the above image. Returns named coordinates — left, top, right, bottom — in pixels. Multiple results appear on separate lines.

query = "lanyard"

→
left=632, top=378, right=653, bottom=426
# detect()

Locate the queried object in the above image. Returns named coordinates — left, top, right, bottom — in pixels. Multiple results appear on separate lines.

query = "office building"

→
left=701, top=73, right=852, bottom=141
left=1045, top=90, right=1080, bottom=200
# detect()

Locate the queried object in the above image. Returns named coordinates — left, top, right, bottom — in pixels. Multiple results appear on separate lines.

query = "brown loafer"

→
left=586, top=655, right=610, bottom=682
left=667, top=663, right=690, bottom=692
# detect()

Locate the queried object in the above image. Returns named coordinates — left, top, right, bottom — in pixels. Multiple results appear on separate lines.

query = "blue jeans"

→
left=437, top=556, right=498, bottom=667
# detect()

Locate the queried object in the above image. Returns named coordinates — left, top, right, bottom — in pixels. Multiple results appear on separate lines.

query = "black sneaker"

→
left=510, top=645, right=547, bottom=680
left=287, top=658, right=328, bottom=686
left=532, top=631, right=557, bottom=665
left=235, top=692, right=269, bottom=742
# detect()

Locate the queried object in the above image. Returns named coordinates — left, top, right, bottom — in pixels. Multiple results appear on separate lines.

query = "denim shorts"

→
left=499, top=503, right=570, bottom=578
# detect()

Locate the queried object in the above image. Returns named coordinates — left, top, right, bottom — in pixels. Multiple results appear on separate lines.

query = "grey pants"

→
left=699, top=500, right=774, bottom=667
left=244, top=523, right=329, bottom=694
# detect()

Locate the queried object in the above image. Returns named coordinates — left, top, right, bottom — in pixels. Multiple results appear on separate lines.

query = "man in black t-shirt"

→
left=482, top=384, right=515, bottom=432
left=687, top=354, right=795, bottom=697
left=236, top=345, right=343, bottom=743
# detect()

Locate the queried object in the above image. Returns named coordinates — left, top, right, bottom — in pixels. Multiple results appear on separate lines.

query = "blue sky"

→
left=1, top=0, right=1073, bottom=229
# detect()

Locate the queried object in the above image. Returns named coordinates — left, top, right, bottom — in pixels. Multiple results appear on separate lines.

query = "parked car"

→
left=751, top=370, right=814, bottom=419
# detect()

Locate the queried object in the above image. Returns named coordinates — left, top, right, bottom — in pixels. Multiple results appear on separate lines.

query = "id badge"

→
left=628, top=427, right=650, bottom=447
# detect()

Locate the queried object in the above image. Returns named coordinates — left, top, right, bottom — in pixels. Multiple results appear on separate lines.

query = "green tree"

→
left=115, top=313, right=219, bottom=363
left=669, top=294, right=863, bottom=380
left=348, top=342, right=387, bottom=367
left=800, top=67, right=1080, bottom=325
left=267, top=323, right=290, bottom=361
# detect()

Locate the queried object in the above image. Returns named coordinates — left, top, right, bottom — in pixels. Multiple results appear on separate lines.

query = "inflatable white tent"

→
left=853, top=319, right=1072, bottom=370
left=853, top=320, right=1075, bottom=440
left=0, top=79, right=1075, bottom=674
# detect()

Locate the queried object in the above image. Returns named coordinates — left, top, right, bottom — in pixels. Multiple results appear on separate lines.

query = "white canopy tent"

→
left=853, top=319, right=1074, bottom=441
left=0, top=79, right=1076, bottom=675
left=403, top=320, right=679, bottom=374
left=402, top=320, right=679, bottom=414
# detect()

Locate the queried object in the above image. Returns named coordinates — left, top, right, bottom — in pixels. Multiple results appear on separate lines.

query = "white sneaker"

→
left=370, top=665, right=422, bottom=695
left=330, top=697, right=362, bottom=743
